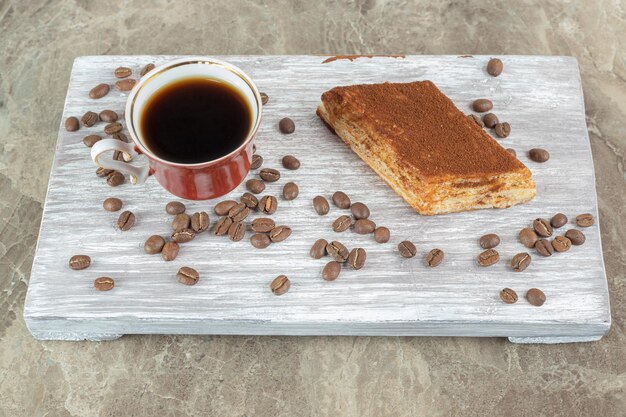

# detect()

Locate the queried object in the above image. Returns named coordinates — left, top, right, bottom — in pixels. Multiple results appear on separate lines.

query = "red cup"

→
left=91, top=57, right=262, bottom=200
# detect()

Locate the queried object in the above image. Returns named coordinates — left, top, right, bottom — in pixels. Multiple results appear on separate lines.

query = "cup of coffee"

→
left=91, top=57, right=262, bottom=200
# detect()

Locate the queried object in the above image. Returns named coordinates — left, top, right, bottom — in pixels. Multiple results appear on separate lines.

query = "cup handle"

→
left=91, top=139, right=150, bottom=184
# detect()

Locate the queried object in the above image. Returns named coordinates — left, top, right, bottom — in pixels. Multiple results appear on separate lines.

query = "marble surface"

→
left=0, top=0, right=624, bottom=416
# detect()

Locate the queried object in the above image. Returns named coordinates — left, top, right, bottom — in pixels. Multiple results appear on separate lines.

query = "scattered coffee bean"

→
left=426, top=248, right=444, bottom=267
left=177, top=266, right=199, bottom=286
left=172, top=213, right=191, bottom=231
left=260, top=92, right=269, bottom=105
left=144, top=235, right=166, bottom=254
left=472, top=98, right=493, bottom=113
left=228, top=222, right=246, bottom=242
left=348, top=248, right=367, bottom=270
left=332, top=215, right=352, bottom=232
left=115, top=78, right=136, bottom=91
left=398, top=241, right=417, bottom=258
left=251, top=154, right=263, bottom=170
left=477, top=249, right=499, bottom=266
left=526, top=288, right=546, bottom=306
left=494, top=122, right=511, bottom=138
left=89, top=83, right=110, bottom=99
left=250, top=233, right=272, bottom=249
left=112, top=132, right=129, bottom=143
left=213, top=216, right=233, bottom=235
left=552, top=235, right=572, bottom=252
left=246, top=178, right=266, bottom=194
left=353, top=219, right=376, bottom=234
left=140, top=63, right=155, bottom=76
left=214, top=200, right=237, bottom=216
left=487, top=58, right=503, bottom=76
left=165, top=201, right=186, bottom=215
left=482, top=113, right=499, bottom=128
left=113, top=150, right=125, bottom=162
left=116, top=210, right=135, bottom=231
left=322, top=261, right=341, bottom=281
left=228, top=202, right=250, bottom=222
left=534, top=239, right=554, bottom=257
left=270, top=275, right=290, bottom=295
left=282, top=155, right=300, bottom=170
left=81, top=111, right=99, bottom=127
left=104, top=122, right=123, bottom=135
left=550, top=213, right=568, bottom=228
left=172, top=228, right=195, bottom=243
left=529, top=148, right=550, bottom=162
left=103, top=197, right=122, bottom=212
left=253, top=144, right=257, bottom=153
left=330, top=191, right=350, bottom=209
left=576, top=213, right=594, bottom=227
left=83, top=134, right=102, bottom=147
left=350, top=202, right=370, bottom=219
left=313, top=196, right=330, bottom=215
left=511, top=252, right=531, bottom=272
left=106, top=171, right=125, bottom=186
left=310, top=238, right=328, bottom=259
left=191, top=212, right=209, bottom=233
left=99, top=109, right=118, bottom=123
left=96, top=167, right=114, bottom=178
left=519, top=228, right=539, bottom=248
left=94, top=277, right=114, bottom=291
left=69, top=254, right=91, bottom=270
left=565, top=229, right=586, bottom=245
left=240, top=192, right=258, bottom=208
left=259, top=195, right=278, bottom=215
left=500, top=288, right=518, bottom=304
left=468, top=114, right=485, bottom=128
left=114, top=66, right=132, bottom=78
left=162, top=241, right=180, bottom=261
left=533, top=218, right=553, bottom=237
left=251, top=218, right=275, bottom=233
left=282, top=182, right=299, bottom=200
left=260, top=168, right=281, bottom=182
left=269, top=225, right=292, bottom=243
left=278, top=117, right=295, bottom=134
left=506, top=148, right=516, bottom=157
left=479, top=233, right=500, bottom=249
left=65, top=116, right=80, bottom=131
left=326, top=241, right=349, bottom=262
left=374, top=227, right=390, bottom=243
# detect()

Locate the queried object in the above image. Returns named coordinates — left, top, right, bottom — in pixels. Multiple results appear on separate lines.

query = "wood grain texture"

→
left=23, top=55, right=610, bottom=342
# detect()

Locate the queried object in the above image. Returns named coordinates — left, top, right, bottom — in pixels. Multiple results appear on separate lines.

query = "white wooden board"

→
left=24, top=55, right=610, bottom=343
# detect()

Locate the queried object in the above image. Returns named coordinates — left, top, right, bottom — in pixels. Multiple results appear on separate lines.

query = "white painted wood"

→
left=24, top=55, right=610, bottom=342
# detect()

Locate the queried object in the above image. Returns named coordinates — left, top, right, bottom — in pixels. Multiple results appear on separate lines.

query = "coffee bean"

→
left=332, top=215, right=352, bottom=232
left=468, top=114, right=485, bottom=128
left=511, top=252, right=531, bottom=272
left=253, top=144, right=257, bottom=153
left=278, top=117, right=295, bottom=134
left=99, top=110, right=118, bottom=123
left=533, top=218, right=553, bottom=237
left=260, top=92, right=269, bottom=105
left=113, top=66, right=131, bottom=78
left=270, top=275, right=290, bottom=295
left=259, top=195, right=277, bottom=215
left=69, top=254, right=91, bottom=270
left=398, top=241, right=417, bottom=258
left=426, top=248, right=444, bottom=267
left=310, top=238, right=328, bottom=259
left=565, top=229, right=586, bottom=245
left=83, top=134, right=102, bottom=147
left=331, top=191, right=350, bottom=209
left=228, top=202, right=250, bottom=222
left=534, top=239, right=554, bottom=257
left=326, top=241, right=349, bottom=262
left=112, top=132, right=129, bottom=143
left=487, top=58, right=503, bottom=76
left=177, top=266, right=199, bottom=286
left=550, top=213, right=568, bottom=228
left=494, top=122, right=511, bottom=138
left=81, top=111, right=99, bottom=127
left=140, top=63, right=155, bottom=76
left=526, top=288, right=546, bottom=306
left=94, top=277, right=114, bottom=291
left=250, top=233, right=272, bottom=249
left=269, top=225, right=292, bottom=242
left=96, top=167, right=114, bottom=178
left=240, top=192, right=258, bottom=209
left=228, top=222, right=246, bottom=242
left=282, top=155, right=300, bottom=170
left=65, top=116, right=79, bottom=131
left=191, top=212, right=210, bottom=233
left=251, top=218, right=275, bottom=233
left=322, top=261, right=341, bottom=281
left=374, top=227, right=390, bottom=243
left=313, top=196, right=330, bottom=215
left=246, top=178, right=266, bottom=194
left=89, top=83, right=110, bottom=99
left=472, top=98, right=493, bottom=112
left=113, top=150, right=125, bottom=162
left=552, top=235, right=571, bottom=252
left=172, top=213, right=191, bottom=231
left=482, top=113, right=499, bottom=128
left=214, top=200, right=237, bottom=216
left=477, top=249, right=499, bottom=266
left=116, top=210, right=135, bottom=231
left=260, top=168, right=281, bottom=182
left=161, top=241, right=180, bottom=261
left=506, top=148, right=516, bottom=157
left=282, top=182, right=299, bottom=200
left=529, top=148, right=550, bottom=162
left=106, top=171, right=125, bottom=186
left=519, top=227, right=538, bottom=248
left=144, top=235, right=166, bottom=254
left=115, top=79, right=136, bottom=91
left=251, top=154, right=263, bottom=169
left=103, top=197, right=122, bottom=212
left=500, top=288, right=518, bottom=304
left=351, top=202, right=370, bottom=219
left=104, top=122, right=123, bottom=135
left=576, top=213, right=594, bottom=227
left=213, top=216, right=233, bottom=235
left=165, top=201, right=186, bottom=215
left=172, top=228, right=195, bottom=243
left=479, top=233, right=500, bottom=249
left=353, top=219, right=376, bottom=234
left=347, top=247, right=366, bottom=270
